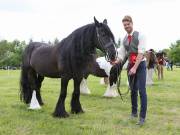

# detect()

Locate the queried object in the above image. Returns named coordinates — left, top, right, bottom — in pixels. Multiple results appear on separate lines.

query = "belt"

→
left=129, top=52, right=145, bottom=64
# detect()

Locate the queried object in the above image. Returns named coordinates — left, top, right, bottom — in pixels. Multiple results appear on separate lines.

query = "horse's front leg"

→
left=71, top=77, right=84, bottom=114
left=53, top=77, right=70, bottom=118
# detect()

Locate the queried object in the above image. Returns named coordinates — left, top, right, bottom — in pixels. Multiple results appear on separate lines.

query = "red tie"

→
left=128, top=35, right=132, bottom=45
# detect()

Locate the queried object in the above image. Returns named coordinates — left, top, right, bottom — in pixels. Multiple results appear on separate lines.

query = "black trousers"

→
left=128, top=61, right=147, bottom=119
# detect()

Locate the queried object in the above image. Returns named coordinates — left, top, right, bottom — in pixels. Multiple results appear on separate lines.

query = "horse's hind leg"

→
left=71, top=77, right=84, bottom=114
left=36, top=75, right=44, bottom=105
left=28, top=69, right=42, bottom=105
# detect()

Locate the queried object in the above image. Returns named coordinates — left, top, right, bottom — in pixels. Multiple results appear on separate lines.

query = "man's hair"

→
left=122, top=15, right=133, bottom=23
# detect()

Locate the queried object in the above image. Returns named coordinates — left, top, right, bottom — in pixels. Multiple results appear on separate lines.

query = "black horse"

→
left=20, top=17, right=117, bottom=118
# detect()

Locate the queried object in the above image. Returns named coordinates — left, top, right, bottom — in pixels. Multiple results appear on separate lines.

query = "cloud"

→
left=0, top=0, right=32, bottom=12
left=0, top=0, right=179, bottom=51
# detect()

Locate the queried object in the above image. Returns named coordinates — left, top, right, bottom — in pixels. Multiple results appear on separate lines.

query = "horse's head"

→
left=94, top=17, right=117, bottom=62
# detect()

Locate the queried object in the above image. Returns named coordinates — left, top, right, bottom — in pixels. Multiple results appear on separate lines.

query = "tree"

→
left=116, top=38, right=121, bottom=48
left=53, top=38, right=60, bottom=45
left=29, top=38, right=33, bottom=44
left=169, top=40, right=180, bottom=63
left=0, top=40, right=27, bottom=67
left=96, top=49, right=104, bottom=57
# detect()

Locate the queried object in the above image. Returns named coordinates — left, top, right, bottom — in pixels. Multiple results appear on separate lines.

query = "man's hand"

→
left=128, top=53, right=144, bottom=75
left=110, top=60, right=118, bottom=65
left=129, top=66, right=137, bottom=75
left=110, top=62, right=122, bottom=85
left=110, top=61, right=123, bottom=74
left=110, top=58, right=122, bottom=65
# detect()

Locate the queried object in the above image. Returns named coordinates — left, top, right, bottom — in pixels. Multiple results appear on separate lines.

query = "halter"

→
left=96, top=27, right=118, bottom=62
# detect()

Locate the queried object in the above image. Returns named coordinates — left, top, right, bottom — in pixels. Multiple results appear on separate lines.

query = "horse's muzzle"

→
left=106, top=44, right=117, bottom=62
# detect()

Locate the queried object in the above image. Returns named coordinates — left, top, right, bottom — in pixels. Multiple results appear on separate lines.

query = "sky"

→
left=0, top=0, right=179, bottom=51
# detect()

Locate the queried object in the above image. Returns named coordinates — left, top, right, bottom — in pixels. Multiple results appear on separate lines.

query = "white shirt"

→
left=118, top=31, right=146, bottom=61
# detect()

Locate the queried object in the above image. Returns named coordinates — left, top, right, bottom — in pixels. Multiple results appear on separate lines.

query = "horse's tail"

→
left=20, top=65, right=32, bottom=104
left=20, top=43, right=37, bottom=104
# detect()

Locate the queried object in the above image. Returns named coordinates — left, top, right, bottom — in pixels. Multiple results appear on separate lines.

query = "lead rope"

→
left=117, top=68, right=135, bottom=101
left=116, top=53, right=135, bottom=101
left=117, top=69, right=124, bottom=101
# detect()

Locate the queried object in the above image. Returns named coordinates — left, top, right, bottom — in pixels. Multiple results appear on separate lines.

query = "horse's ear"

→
left=94, top=16, right=100, bottom=27
left=103, top=19, right=107, bottom=25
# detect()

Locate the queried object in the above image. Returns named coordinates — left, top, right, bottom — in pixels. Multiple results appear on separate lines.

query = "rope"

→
left=116, top=54, right=135, bottom=101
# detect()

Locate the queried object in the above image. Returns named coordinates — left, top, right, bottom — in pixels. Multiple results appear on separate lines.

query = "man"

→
left=113, top=15, right=147, bottom=125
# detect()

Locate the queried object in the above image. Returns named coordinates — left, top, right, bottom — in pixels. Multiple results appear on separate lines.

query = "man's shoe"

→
left=129, top=113, right=138, bottom=120
left=136, top=117, right=145, bottom=126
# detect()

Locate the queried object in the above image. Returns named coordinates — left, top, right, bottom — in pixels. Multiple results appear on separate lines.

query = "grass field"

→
left=0, top=68, right=179, bottom=135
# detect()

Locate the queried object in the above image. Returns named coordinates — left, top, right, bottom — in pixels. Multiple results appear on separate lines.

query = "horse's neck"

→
left=76, top=25, right=96, bottom=54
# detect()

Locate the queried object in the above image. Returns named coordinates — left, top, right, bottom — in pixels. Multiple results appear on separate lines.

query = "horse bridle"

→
left=96, top=27, right=118, bottom=62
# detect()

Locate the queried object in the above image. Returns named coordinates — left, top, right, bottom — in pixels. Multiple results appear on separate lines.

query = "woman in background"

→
left=146, top=49, right=157, bottom=85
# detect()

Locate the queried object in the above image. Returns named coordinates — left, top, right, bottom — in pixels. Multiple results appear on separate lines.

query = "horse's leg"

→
left=71, top=77, right=84, bottom=114
left=27, top=69, right=38, bottom=103
left=103, top=69, right=118, bottom=97
left=53, top=77, right=70, bottom=118
left=36, top=75, right=44, bottom=105
left=157, top=65, right=160, bottom=80
left=161, top=65, right=164, bottom=79
left=104, top=77, right=109, bottom=84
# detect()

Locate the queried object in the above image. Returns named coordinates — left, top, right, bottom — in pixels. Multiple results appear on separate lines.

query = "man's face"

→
left=123, top=21, right=133, bottom=34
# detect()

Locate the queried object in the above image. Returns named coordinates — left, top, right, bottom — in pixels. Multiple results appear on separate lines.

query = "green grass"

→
left=0, top=68, right=180, bottom=135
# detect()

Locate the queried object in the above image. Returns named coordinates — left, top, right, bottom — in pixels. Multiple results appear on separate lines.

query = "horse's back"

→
left=23, top=42, right=61, bottom=78
left=22, top=42, right=46, bottom=67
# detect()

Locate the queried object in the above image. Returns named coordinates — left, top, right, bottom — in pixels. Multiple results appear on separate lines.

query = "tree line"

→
left=162, top=40, right=180, bottom=63
left=0, top=38, right=179, bottom=68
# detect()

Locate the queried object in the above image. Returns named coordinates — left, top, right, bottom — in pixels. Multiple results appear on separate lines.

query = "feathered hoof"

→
left=38, top=101, right=44, bottom=106
left=80, top=90, right=91, bottom=95
left=71, top=108, right=84, bottom=114
left=52, top=111, right=69, bottom=118
left=103, top=92, right=119, bottom=98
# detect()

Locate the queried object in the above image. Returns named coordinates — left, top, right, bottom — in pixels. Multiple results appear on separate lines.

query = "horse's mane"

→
left=58, top=22, right=115, bottom=52
left=55, top=23, right=96, bottom=75
left=57, top=23, right=95, bottom=53
left=56, top=23, right=114, bottom=74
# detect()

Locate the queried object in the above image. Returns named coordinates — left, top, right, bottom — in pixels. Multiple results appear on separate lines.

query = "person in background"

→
left=146, top=49, right=157, bottom=85
left=156, top=51, right=165, bottom=80
left=169, top=60, right=173, bottom=71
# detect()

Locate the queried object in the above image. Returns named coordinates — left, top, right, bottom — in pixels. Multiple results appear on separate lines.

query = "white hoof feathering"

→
left=100, top=78, right=105, bottom=85
left=80, top=78, right=91, bottom=94
left=29, top=90, right=41, bottom=110
left=103, top=84, right=119, bottom=97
